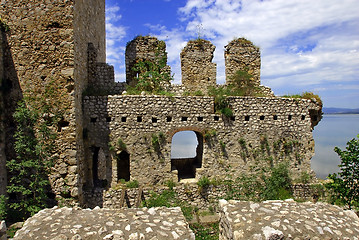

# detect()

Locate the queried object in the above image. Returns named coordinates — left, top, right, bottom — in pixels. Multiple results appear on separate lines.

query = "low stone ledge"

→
left=13, top=206, right=195, bottom=240
left=219, top=199, right=359, bottom=240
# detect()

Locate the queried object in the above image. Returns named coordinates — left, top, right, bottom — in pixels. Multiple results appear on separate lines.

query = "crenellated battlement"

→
left=88, top=35, right=271, bottom=97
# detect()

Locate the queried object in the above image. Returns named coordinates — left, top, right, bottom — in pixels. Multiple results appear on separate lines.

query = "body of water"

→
left=311, top=114, right=359, bottom=179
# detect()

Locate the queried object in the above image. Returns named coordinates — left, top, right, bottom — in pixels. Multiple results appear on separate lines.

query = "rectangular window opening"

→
left=121, top=117, right=127, bottom=122
left=90, top=117, right=97, bottom=123
left=137, top=116, right=142, bottom=122
left=288, top=115, right=292, bottom=121
left=181, top=116, right=188, bottom=121
left=214, top=116, right=220, bottom=121
left=260, top=115, right=265, bottom=120
left=230, top=116, right=235, bottom=121
left=106, top=117, right=112, bottom=122
left=301, top=115, right=306, bottom=120
left=273, top=115, right=278, bottom=120
left=166, top=116, right=172, bottom=122
left=245, top=116, right=250, bottom=121
left=152, top=117, right=158, bottom=123
left=197, top=116, right=203, bottom=122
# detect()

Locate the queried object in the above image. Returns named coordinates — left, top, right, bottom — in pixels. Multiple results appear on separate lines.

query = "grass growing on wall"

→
left=141, top=189, right=195, bottom=221
left=208, top=69, right=263, bottom=118
left=282, top=92, right=322, bottom=107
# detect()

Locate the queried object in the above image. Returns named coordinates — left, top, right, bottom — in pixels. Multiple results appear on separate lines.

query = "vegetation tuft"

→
left=325, top=134, right=359, bottom=210
left=142, top=189, right=195, bottom=221
left=126, top=45, right=174, bottom=96
left=208, top=69, right=262, bottom=118
left=126, top=180, right=139, bottom=188
left=282, top=92, right=322, bottom=107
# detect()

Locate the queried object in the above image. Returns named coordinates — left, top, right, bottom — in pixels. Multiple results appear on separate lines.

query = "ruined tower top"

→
left=125, top=36, right=169, bottom=87
left=224, top=38, right=261, bottom=86
left=180, top=39, right=217, bottom=94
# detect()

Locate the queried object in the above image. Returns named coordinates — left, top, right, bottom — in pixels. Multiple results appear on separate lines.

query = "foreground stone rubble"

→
left=219, top=199, right=359, bottom=240
left=13, top=206, right=195, bottom=240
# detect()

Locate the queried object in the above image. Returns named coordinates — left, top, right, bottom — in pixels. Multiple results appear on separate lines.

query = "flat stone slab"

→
left=13, top=206, right=195, bottom=240
left=219, top=199, right=359, bottom=240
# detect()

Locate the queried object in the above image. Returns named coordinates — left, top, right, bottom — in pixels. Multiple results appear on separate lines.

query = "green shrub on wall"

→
left=282, top=92, right=322, bottom=107
left=0, top=195, right=7, bottom=220
left=127, top=45, right=173, bottom=95
left=6, top=101, right=55, bottom=220
left=4, top=78, right=69, bottom=222
left=151, top=132, right=165, bottom=153
left=208, top=69, right=262, bottom=118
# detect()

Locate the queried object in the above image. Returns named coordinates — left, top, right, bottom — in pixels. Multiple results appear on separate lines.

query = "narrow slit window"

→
left=288, top=115, right=292, bottom=121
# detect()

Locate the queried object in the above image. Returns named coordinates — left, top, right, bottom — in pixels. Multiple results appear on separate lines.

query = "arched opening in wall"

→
left=171, top=131, right=203, bottom=181
left=117, top=151, right=130, bottom=182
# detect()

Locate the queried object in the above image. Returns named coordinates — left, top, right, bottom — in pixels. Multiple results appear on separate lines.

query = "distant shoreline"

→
left=323, top=107, right=359, bottom=115
left=324, top=112, right=359, bottom=115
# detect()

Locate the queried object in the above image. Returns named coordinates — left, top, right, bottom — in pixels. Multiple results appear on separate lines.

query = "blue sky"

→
left=105, top=0, right=359, bottom=108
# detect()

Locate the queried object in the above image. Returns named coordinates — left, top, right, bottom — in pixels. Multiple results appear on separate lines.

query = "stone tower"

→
left=224, top=38, right=261, bottom=86
left=125, top=36, right=170, bottom=87
left=180, top=39, right=216, bottom=93
left=0, top=0, right=106, bottom=202
left=0, top=27, right=6, bottom=196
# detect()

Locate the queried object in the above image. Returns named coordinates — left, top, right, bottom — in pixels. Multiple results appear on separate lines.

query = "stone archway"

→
left=170, top=130, right=204, bottom=181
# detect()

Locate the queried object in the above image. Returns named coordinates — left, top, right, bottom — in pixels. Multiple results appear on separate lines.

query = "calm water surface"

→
left=312, top=114, right=359, bottom=179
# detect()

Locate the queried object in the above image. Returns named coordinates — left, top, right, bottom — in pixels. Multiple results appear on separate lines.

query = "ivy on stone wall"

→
left=6, top=100, right=55, bottom=221
left=127, top=47, right=173, bottom=95
left=208, top=69, right=263, bottom=118
left=5, top=79, right=69, bottom=221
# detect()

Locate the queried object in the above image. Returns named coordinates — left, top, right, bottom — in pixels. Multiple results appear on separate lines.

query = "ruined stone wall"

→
left=82, top=95, right=321, bottom=197
left=219, top=199, right=359, bottom=239
left=87, top=43, right=125, bottom=94
left=225, top=38, right=261, bottom=86
left=84, top=183, right=322, bottom=210
left=0, top=30, right=5, bottom=196
left=0, top=0, right=106, bottom=201
left=125, top=36, right=170, bottom=87
left=73, top=0, right=106, bottom=202
left=180, top=40, right=216, bottom=94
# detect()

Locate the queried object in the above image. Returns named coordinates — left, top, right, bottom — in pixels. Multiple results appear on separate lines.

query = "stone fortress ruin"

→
left=0, top=0, right=322, bottom=208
